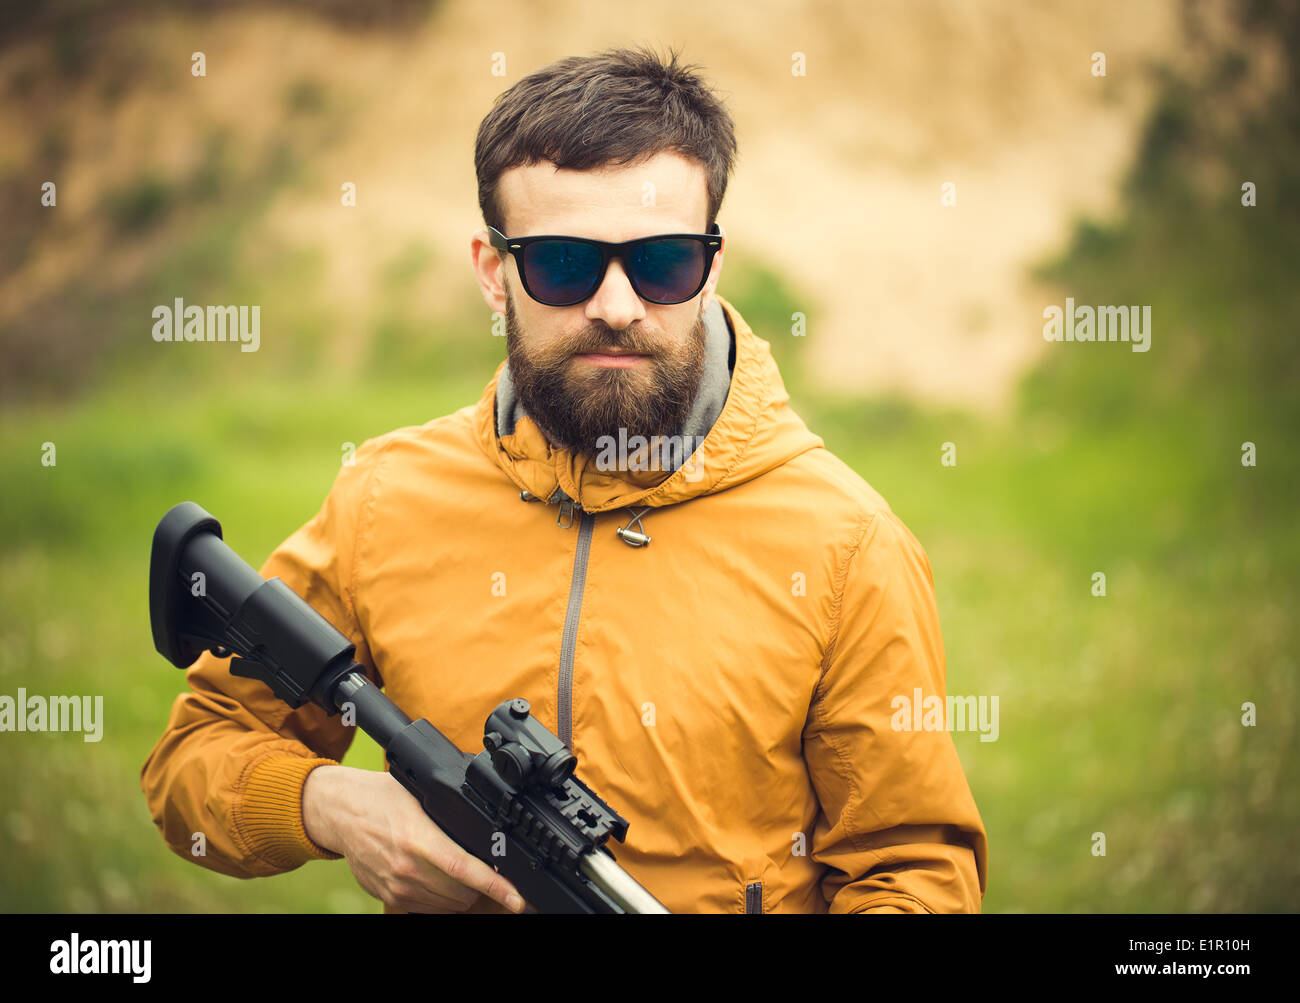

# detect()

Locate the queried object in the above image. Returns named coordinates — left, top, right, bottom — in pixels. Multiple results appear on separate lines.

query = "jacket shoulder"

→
left=346, top=404, right=482, bottom=472
left=775, top=444, right=919, bottom=543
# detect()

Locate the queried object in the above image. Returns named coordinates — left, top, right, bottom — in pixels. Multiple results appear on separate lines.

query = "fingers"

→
left=413, top=807, right=526, bottom=912
left=338, top=769, right=529, bottom=914
left=381, top=857, right=525, bottom=914
left=421, top=840, right=526, bottom=913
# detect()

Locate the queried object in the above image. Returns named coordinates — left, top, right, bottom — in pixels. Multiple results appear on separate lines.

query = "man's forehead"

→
left=498, top=150, right=709, bottom=238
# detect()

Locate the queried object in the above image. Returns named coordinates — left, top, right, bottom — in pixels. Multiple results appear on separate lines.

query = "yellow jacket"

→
left=141, top=294, right=988, bottom=913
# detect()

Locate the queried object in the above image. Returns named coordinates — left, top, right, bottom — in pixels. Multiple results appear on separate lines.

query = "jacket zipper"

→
left=556, top=493, right=593, bottom=750
left=745, top=881, right=763, bottom=914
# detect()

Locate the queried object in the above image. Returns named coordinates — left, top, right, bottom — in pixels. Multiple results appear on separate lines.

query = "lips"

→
left=575, top=351, right=648, bottom=368
left=576, top=347, right=647, bottom=357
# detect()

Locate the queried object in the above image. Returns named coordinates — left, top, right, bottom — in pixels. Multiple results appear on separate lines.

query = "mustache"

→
left=560, top=323, right=660, bottom=358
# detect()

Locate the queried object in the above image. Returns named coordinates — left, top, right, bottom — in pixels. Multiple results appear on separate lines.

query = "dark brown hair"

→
left=475, top=46, right=738, bottom=233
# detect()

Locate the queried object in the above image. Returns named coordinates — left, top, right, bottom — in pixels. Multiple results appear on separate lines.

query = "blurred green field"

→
left=2, top=242, right=1296, bottom=912
left=2, top=10, right=1298, bottom=913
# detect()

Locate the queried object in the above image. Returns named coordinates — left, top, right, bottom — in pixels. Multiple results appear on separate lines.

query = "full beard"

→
left=505, top=290, right=706, bottom=456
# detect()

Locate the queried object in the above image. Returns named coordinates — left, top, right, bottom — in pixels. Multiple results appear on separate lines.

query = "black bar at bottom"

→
left=5, top=913, right=1283, bottom=988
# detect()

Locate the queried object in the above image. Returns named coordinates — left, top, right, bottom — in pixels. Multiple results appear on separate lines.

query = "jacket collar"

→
left=472, top=293, right=824, bottom=514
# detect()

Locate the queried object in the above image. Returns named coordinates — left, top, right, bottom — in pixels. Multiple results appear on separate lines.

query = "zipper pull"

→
left=553, top=490, right=579, bottom=529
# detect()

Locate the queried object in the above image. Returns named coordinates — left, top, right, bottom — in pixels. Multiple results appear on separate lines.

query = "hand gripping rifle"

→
left=149, top=501, right=669, bottom=914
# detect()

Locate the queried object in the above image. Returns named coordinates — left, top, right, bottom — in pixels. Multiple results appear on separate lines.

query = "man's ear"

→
left=470, top=228, right=509, bottom=315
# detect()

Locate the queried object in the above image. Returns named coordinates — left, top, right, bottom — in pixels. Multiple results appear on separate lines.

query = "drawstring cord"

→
left=617, top=508, right=652, bottom=548
left=520, top=490, right=652, bottom=547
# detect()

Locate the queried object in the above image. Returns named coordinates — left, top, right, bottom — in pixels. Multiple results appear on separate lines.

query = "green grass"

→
left=2, top=240, right=1295, bottom=911
left=813, top=405, right=1298, bottom=912
left=0, top=372, right=487, bottom=912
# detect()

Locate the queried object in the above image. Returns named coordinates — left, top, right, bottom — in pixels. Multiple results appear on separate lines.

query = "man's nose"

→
left=584, top=256, right=646, bottom=332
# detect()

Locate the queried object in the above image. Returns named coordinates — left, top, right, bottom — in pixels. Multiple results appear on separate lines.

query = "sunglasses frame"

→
left=489, top=223, right=723, bottom=307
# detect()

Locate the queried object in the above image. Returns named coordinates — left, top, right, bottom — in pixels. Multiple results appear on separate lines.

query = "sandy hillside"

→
left=0, top=0, right=1200, bottom=408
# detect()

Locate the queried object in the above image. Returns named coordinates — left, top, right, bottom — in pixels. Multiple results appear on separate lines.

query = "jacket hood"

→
left=472, top=294, right=825, bottom=513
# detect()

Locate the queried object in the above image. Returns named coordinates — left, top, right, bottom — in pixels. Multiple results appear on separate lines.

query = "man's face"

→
left=471, top=151, right=725, bottom=455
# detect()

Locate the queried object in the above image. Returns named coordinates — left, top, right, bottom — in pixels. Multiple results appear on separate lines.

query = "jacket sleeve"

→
left=140, top=439, right=386, bottom=879
left=803, top=509, right=989, bottom=913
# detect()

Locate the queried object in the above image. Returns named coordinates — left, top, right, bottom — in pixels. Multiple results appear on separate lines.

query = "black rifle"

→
left=149, top=501, right=668, bottom=914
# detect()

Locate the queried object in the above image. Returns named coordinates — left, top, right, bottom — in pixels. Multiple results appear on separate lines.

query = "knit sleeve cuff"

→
left=235, top=754, right=344, bottom=868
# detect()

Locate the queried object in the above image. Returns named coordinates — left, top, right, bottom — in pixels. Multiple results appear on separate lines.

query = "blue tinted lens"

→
left=628, top=239, right=707, bottom=303
left=523, top=240, right=603, bottom=304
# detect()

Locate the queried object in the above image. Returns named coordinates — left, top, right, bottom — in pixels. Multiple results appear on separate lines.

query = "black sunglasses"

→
left=489, top=223, right=723, bottom=307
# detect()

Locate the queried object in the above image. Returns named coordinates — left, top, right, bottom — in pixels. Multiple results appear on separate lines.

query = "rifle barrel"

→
left=580, top=847, right=671, bottom=914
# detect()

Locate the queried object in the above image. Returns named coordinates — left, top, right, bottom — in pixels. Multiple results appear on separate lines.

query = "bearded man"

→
left=142, top=46, right=988, bottom=915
